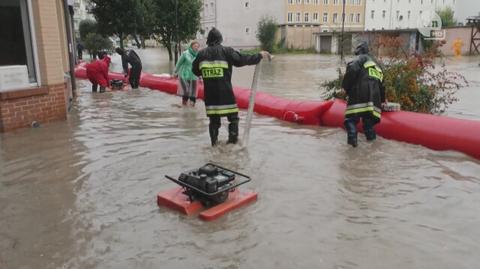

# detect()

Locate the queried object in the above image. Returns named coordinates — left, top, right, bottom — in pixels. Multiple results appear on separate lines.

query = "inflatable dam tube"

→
left=74, top=65, right=480, bottom=160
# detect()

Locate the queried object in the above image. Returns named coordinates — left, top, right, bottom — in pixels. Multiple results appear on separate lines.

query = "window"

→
left=296, top=12, right=301, bottom=22
left=305, top=0, right=310, bottom=4
left=382, top=10, right=386, bottom=18
left=350, top=13, right=354, bottom=22
left=407, top=10, right=411, bottom=19
left=323, top=12, right=328, bottom=22
left=245, top=27, right=250, bottom=34
left=245, top=1, right=249, bottom=8
left=296, top=0, right=301, bottom=3
left=314, top=0, right=319, bottom=4
left=288, top=12, right=293, bottom=22
left=396, top=10, right=399, bottom=20
left=0, top=0, right=38, bottom=84
left=333, top=13, right=338, bottom=23
left=288, top=0, right=293, bottom=4
left=371, top=10, right=374, bottom=19
left=355, top=13, right=360, bottom=23
left=304, top=13, right=309, bottom=22
left=313, top=12, right=319, bottom=22
left=323, top=0, right=328, bottom=4
left=334, top=0, right=339, bottom=4
left=421, top=0, right=423, bottom=3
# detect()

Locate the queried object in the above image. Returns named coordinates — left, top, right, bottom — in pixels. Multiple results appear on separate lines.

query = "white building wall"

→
left=199, top=0, right=285, bottom=48
left=73, top=0, right=94, bottom=36
left=364, top=0, right=456, bottom=30
left=454, top=0, right=480, bottom=25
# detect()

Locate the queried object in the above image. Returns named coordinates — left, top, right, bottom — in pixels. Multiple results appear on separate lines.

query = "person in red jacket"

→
left=86, top=52, right=111, bottom=93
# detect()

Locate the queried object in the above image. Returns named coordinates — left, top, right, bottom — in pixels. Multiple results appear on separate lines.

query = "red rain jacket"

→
left=86, top=57, right=111, bottom=87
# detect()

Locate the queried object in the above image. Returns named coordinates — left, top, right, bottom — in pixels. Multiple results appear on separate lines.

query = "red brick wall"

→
left=0, top=83, right=67, bottom=132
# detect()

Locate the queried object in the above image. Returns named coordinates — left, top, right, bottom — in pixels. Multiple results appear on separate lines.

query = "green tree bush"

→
left=256, top=16, right=277, bottom=52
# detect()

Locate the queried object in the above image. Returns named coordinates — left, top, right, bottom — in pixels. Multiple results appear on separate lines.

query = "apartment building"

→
left=199, top=0, right=285, bottom=48
left=0, top=0, right=75, bottom=132
left=364, top=0, right=456, bottom=30
left=283, top=0, right=366, bottom=52
left=73, top=0, right=94, bottom=37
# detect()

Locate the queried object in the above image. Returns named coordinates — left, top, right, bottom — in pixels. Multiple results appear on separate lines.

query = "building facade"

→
left=198, top=0, right=285, bottom=48
left=283, top=0, right=366, bottom=52
left=73, top=0, right=94, bottom=38
left=364, top=0, right=457, bottom=30
left=0, top=0, right=74, bottom=132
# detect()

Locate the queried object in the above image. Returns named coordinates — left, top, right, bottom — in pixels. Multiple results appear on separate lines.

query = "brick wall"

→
left=0, top=83, right=67, bottom=132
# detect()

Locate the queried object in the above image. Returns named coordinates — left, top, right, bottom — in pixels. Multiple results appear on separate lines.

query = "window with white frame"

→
left=371, top=10, right=374, bottom=19
left=350, top=13, right=354, bottom=22
left=396, top=10, right=399, bottom=20
left=314, top=0, right=319, bottom=4
left=382, top=10, right=386, bottom=18
left=355, top=13, right=360, bottom=23
left=305, top=0, right=310, bottom=4
left=333, top=0, right=338, bottom=4
left=296, top=0, right=301, bottom=4
left=313, top=12, right=319, bottom=22
left=333, top=13, right=338, bottom=23
left=288, top=0, right=293, bottom=4
left=296, top=12, right=301, bottom=22
left=0, top=0, right=38, bottom=84
left=288, top=12, right=293, bottom=22
left=304, top=13, right=309, bottom=22
left=323, top=0, right=328, bottom=4
left=245, top=1, right=249, bottom=8
left=323, top=12, right=328, bottom=22
left=245, top=27, right=250, bottom=34
left=407, top=10, right=410, bottom=19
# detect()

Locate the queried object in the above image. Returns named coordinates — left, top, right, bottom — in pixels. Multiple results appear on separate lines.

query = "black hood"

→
left=207, top=28, right=223, bottom=46
left=354, top=42, right=369, bottom=55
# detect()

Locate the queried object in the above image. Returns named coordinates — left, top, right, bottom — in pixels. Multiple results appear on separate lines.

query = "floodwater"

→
left=1, top=48, right=480, bottom=269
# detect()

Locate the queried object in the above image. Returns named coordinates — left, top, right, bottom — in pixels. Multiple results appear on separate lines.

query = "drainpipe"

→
left=63, top=0, right=77, bottom=99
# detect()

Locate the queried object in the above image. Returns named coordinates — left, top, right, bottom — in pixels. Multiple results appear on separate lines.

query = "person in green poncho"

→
left=174, top=41, right=200, bottom=106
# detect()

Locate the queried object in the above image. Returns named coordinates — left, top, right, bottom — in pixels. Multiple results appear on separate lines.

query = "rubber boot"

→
left=363, top=117, right=377, bottom=141
left=92, top=84, right=98, bottom=93
left=209, top=117, right=221, bottom=146
left=344, top=118, right=358, bottom=147
left=99, top=86, right=106, bottom=93
left=227, top=114, right=239, bottom=144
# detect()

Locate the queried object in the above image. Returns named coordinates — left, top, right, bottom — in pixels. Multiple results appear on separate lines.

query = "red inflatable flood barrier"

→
left=321, top=99, right=480, bottom=160
left=74, top=66, right=480, bottom=160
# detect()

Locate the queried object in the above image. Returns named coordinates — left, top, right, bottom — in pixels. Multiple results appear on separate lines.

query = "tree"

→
left=79, top=19, right=97, bottom=41
left=437, top=7, right=457, bottom=27
left=89, top=0, right=152, bottom=49
left=151, top=0, right=202, bottom=62
left=84, top=33, right=113, bottom=59
left=256, top=16, right=277, bottom=52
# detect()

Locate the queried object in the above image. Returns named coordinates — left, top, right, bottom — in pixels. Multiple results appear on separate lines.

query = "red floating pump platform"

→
left=157, top=163, right=257, bottom=221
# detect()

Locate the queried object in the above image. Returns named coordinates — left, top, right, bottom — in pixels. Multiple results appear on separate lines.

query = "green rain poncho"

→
left=175, top=46, right=198, bottom=81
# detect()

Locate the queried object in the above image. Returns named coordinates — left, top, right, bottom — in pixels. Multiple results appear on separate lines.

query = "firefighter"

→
left=86, top=51, right=111, bottom=93
left=192, top=28, right=270, bottom=146
left=342, top=42, right=386, bottom=147
left=115, top=47, right=142, bottom=89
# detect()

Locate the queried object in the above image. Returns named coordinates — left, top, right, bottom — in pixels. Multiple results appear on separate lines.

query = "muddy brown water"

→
left=1, top=49, right=480, bottom=269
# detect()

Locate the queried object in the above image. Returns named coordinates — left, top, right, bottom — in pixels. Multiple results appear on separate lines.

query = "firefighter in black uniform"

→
left=342, top=42, right=386, bottom=147
left=192, top=28, right=270, bottom=146
left=115, top=47, right=143, bottom=89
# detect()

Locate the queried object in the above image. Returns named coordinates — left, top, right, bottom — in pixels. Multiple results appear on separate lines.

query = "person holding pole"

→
left=192, top=28, right=270, bottom=146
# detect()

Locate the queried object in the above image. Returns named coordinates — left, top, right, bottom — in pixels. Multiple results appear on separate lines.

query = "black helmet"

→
left=207, top=28, right=223, bottom=46
left=354, top=42, right=369, bottom=55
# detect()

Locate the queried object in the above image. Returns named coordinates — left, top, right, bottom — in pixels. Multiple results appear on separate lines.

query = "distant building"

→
left=282, top=0, right=365, bottom=52
left=73, top=0, right=94, bottom=38
left=0, top=0, right=75, bottom=132
left=454, top=0, right=480, bottom=25
left=198, top=0, right=285, bottom=48
left=364, top=0, right=456, bottom=31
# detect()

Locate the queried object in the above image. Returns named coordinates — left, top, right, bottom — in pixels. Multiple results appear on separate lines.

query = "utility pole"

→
left=340, top=0, right=346, bottom=62
left=174, top=0, right=179, bottom=64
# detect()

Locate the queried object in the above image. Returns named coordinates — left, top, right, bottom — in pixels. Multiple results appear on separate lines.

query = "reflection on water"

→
left=1, top=48, right=480, bottom=269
